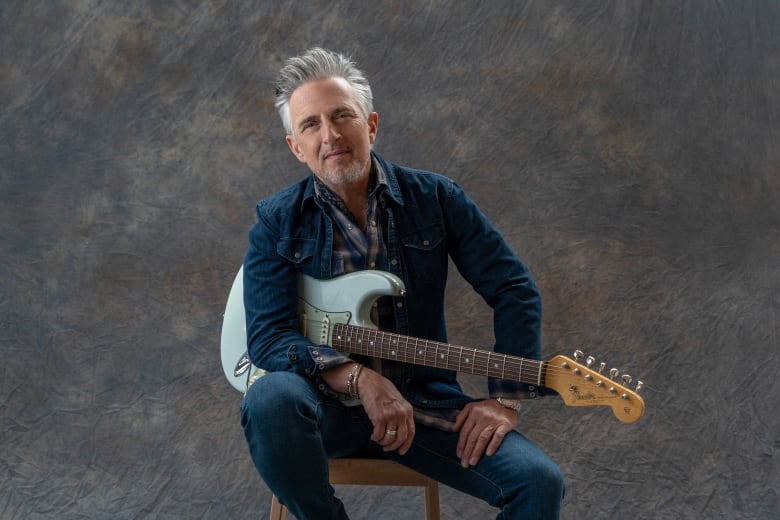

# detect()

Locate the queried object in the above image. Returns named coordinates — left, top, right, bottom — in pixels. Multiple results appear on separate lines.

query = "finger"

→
left=467, top=425, right=497, bottom=466
left=485, top=425, right=509, bottom=457
left=383, top=425, right=399, bottom=444
left=382, top=423, right=407, bottom=451
left=372, top=421, right=397, bottom=443
left=398, top=418, right=415, bottom=455
left=373, top=424, right=395, bottom=444
left=457, top=421, right=477, bottom=465
left=453, top=406, right=468, bottom=432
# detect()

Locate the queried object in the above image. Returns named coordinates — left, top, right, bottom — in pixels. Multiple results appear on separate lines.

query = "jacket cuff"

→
left=305, top=345, right=353, bottom=398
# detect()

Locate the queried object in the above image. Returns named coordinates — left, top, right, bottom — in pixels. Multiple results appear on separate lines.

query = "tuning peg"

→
left=586, top=355, right=596, bottom=367
left=573, top=350, right=584, bottom=361
left=598, top=362, right=606, bottom=374
left=635, top=380, right=644, bottom=392
left=621, top=374, right=632, bottom=385
left=609, top=368, right=619, bottom=380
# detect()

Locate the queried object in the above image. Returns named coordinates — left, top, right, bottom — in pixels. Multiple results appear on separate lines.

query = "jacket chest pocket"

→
left=400, top=223, right=447, bottom=285
left=277, top=238, right=316, bottom=266
left=400, top=222, right=446, bottom=252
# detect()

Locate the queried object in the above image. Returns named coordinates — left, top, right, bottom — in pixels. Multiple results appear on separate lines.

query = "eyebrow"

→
left=297, top=115, right=320, bottom=131
left=296, top=106, right=358, bottom=131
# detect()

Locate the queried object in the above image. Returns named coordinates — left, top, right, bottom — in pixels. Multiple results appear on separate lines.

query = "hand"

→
left=453, top=399, right=517, bottom=468
left=354, top=368, right=415, bottom=455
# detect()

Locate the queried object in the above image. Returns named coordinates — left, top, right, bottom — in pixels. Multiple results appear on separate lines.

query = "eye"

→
left=300, top=120, right=318, bottom=132
left=333, top=109, right=355, bottom=121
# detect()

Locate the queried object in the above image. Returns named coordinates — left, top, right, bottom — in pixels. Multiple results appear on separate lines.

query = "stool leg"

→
left=423, top=480, right=441, bottom=520
left=269, top=495, right=288, bottom=520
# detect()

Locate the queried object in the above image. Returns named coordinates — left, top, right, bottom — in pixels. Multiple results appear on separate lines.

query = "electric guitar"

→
left=221, top=268, right=645, bottom=423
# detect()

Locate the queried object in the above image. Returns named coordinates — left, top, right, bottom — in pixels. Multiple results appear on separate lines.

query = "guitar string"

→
left=301, top=319, right=631, bottom=387
left=333, top=323, right=571, bottom=377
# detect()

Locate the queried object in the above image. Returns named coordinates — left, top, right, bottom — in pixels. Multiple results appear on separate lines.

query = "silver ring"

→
left=385, top=429, right=397, bottom=436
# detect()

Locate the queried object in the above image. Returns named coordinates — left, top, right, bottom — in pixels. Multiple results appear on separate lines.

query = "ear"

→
left=285, top=135, right=307, bottom=163
left=367, top=112, right=379, bottom=144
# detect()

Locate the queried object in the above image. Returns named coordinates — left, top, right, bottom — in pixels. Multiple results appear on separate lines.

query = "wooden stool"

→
left=269, top=457, right=441, bottom=520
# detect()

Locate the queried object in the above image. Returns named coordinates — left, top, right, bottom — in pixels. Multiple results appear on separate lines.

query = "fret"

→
left=498, top=355, right=506, bottom=378
left=404, top=338, right=419, bottom=362
left=438, top=343, right=448, bottom=369
left=488, top=352, right=501, bottom=379
left=472, top=348, right=485, bottom=376
left=469, top=347, right=479, bottom=374
left=537, top=360, right=543, bottom=387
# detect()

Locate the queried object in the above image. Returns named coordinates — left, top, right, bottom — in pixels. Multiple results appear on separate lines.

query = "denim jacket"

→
left=243, top=151, right=544, bottom=416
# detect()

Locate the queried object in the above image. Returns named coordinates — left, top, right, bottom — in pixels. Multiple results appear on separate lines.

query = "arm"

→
left=442, top=180, right=543, bottom=396
left=243, top=199, right=352, bottom=380
left=441, top=180, right=543, bottom=466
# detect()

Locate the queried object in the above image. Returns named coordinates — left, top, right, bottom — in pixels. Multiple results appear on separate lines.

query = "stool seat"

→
left=269, top=457, right=441, bottom=520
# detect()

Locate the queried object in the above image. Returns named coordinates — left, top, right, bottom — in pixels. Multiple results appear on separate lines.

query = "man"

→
left=241, top=47, right=564, bottom=519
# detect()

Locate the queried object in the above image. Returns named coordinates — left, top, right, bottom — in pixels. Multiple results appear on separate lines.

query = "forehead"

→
left=288, top=77, right=361, bottom=118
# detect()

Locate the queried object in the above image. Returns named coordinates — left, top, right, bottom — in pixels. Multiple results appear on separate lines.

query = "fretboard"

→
left=331, top=323, right=547, bottom=386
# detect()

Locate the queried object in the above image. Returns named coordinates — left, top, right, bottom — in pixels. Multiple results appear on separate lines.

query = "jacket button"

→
left=294, top=252, right=301, bottom=258
left=423, top=240, right=430, bottom=246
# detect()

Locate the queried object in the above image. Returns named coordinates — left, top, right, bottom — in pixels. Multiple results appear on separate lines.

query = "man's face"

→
left=285, top=77, right=378, bottom=189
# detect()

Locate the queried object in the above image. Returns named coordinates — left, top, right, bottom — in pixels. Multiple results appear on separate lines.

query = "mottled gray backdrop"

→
left=1, top=1, right=778, bottom=519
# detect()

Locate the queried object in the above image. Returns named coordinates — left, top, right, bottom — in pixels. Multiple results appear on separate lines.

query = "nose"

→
left=320, top=120, right=341, bottom=142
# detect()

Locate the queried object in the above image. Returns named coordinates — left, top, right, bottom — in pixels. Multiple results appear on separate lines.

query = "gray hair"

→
left=274, top=47, right=374, bottom=136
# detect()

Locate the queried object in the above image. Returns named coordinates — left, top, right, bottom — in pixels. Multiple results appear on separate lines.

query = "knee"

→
left=503, top=457, right=565, bottom=517
left=240, top=372, right=315, bottom=431
left=502, top=446, right=565, bottom=511
left=540, top=459, right=565, bottom=499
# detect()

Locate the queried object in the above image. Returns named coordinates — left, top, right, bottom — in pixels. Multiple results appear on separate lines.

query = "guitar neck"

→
left=332, top=323, right=546, bottom=386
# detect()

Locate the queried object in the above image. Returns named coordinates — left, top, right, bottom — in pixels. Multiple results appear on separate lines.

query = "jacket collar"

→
left=371, top=151, right=404, bottom=207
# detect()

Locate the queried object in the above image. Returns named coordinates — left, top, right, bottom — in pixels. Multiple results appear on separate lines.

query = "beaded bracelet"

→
left=346, top=362, right=363, bottom=398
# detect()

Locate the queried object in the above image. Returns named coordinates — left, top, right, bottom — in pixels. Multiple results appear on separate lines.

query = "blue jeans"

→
left=241, top=372, right=564, bottom=519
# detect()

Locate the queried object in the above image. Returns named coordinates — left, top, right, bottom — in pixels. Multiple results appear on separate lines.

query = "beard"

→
left=321, top=157, right=369, bottom=186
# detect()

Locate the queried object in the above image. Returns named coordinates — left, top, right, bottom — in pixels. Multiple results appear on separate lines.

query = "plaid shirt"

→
left=312, top=163, right=389, bottom=276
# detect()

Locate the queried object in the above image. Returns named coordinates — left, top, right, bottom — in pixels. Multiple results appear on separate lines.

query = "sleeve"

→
left=441, top=180, right=546, bottom=400
left=243, top=201, right=353, bottom=396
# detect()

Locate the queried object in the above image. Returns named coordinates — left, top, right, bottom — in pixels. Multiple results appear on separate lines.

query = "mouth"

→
left=324, top=149, right=350, bottom=161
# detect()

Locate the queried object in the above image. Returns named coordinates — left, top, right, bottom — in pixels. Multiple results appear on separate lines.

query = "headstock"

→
left=545, top=351, right=645, bottom=423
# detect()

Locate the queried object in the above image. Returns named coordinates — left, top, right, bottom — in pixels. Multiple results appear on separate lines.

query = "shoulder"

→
left=374, top=152, right=458, bottom=202
left=248, top=176, right=319, bottom=243
left=255, top=176, right=314, bottom=217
